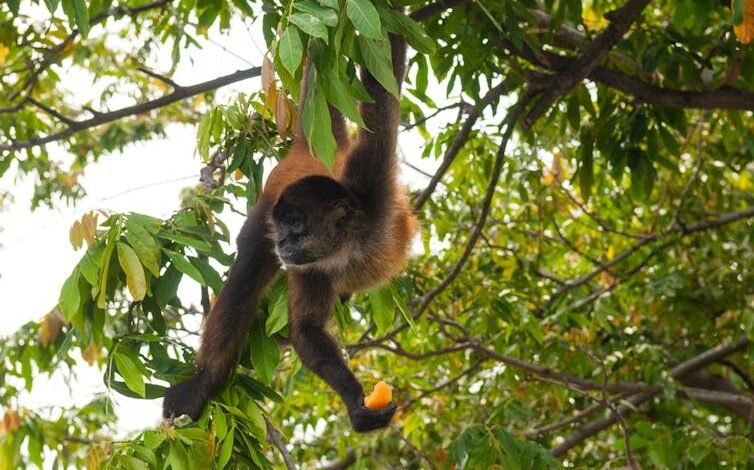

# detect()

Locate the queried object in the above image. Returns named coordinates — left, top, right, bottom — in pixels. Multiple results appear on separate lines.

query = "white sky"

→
left=0, top=10, right=452, bottom=439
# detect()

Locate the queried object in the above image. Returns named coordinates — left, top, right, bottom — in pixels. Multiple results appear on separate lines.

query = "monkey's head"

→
left=271, top=176, right=361, bottom=267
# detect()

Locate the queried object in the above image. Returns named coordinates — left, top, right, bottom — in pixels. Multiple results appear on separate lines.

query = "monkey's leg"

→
left=163, top=197, right=280, bottom=421
left=288, top=271, right=396, bottom=432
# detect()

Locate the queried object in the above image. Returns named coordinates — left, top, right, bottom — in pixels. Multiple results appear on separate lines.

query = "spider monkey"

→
left=163, top=32, right=414, bottom=433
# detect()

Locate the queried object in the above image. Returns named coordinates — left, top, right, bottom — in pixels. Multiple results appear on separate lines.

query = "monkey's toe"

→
left=349, top=402, right=397, bottom=433
left=162, top=375, right=209, bottom=422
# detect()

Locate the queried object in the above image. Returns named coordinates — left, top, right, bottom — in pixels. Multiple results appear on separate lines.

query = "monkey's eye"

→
left=335, top=217, right=347, bottom=230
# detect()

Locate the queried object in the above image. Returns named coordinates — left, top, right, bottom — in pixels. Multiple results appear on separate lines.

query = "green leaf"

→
left=59, top=269, right=82, bottom=322
left=165, top=250, right=205, bottom=285
left=265, top=281, right=288, bottom=336
left=196, top=112, right=212, bottom=161
left=278, top=26, right=303, bottom=75
left=190, top=256, right=224, bottom=294
left=0, top=155, right=12, bottom=178
left=125, top=218, right=161, bottom=276
left=579, top=132, right=594, bottom=202
left=319, top=0, right=338, bottom=9
left=391, top=283, right=416, bottom=332
left=61, top=0, right=89, bottom=36
left=379, top=8, right=435, bottom=54
left=79, top=249, right=101, bottom=291
left=289, top=12, right=329, bottom=43
left=118, top=242, right=147, bottom=301
left=347, top=0, right=382, bottom=39
left=249, top=321, right=280, bottom=385
left=155, top=265, right=181, bottom=308
left=303, top=69, right=337, bottom=167
left=214, top=407, right=228, bottom=440
left=244, top=400, right=267, bottom=440
left=114, top=350, right=146, bottom=398
left=358, top=36, right=399, bottom=97
left=44, top=0, right=61, bottom=14
left=218, top=427, right=234, bottom=469
left=369, top=285, right=395, bottom=335
left=733, top=0, right=745, bottom=24
left=6, top=0, right=20, bottom=15
left=158, top=231, right=213, bottom=253
left=321, top=67, right=366, bottom=128
left=294, top=1, right=338, bottom=27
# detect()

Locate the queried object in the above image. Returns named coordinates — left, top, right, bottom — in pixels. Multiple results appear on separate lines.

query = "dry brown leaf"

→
left=275, top=93, right=290, bottom=140
left=1, top=409, right=20, bottom=436
left=39, top=309, right=65, bottom=348
left=82, top=342, right=102, bottom=366
left=261, top=55, right=275, bottom=91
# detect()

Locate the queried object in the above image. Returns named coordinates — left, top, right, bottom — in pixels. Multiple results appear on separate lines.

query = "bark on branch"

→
left=522, top=0, right=652, bottom=129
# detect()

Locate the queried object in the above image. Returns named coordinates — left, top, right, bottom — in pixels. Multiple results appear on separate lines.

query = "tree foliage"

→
left=2, top=0, right=754, bottom=468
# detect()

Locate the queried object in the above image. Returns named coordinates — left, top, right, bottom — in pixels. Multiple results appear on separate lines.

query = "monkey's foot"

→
left=349, top=402, right=397, bottom=433
left=163, top=374, right=210, bottom=422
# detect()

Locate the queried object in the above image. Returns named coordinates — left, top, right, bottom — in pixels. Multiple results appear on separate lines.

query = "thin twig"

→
left=137, top=67, right=182, bottom=89
left=413, top=81, right=508, bottom=210
left=523, top=391, right=631, bottom=436
left=265, top=417, right=297, bottom=470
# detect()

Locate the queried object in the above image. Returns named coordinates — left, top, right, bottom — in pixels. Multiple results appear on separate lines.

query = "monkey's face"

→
left=271, top=176, right=358, bottom=267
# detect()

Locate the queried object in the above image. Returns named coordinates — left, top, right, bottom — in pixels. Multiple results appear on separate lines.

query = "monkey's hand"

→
left=162, top=373, right=211, bottom=423
left=348, top=402, right=397, bottom=433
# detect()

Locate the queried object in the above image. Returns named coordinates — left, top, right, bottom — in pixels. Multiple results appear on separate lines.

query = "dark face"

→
left=271, top=176, right=357, bottom=267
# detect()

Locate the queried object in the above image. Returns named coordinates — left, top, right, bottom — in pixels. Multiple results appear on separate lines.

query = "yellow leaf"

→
left=233, top=168, right=244, bottom=180
left=0, top=44, right=9, bottom=67
left=85, top=447, right=103, bottom=470
left=69, top=221, right=84, bottom=250
left=62, top=38, right=75, bottom=56
left=599, top=270, right=615, bottom=287
left=582, top=1, right=608, bottom=29
left=734, top=172, right=753, bottom=191
left=81, top=212, right=99, bottom=248
left=264, top=83, right=278, bottom=118
left=1, top=409, right=20, bottom=436
left=734, top=0, right=754, bottom=43
left=39, top=309, right=65, bottom=348
left=117, top=243, right=147, bottom=300
left=82, top=342, right=102, bottom=366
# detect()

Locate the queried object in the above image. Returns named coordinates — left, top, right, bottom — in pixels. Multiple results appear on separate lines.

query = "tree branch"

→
left=552, top=337, right=751, bottom=457
left=0, top=67, right=261, bottom=152
left=522, top=0, right=652, bottom=129
left=413, top=81, right=507, bottom=211
left=265, top=417, right=297, bottom=470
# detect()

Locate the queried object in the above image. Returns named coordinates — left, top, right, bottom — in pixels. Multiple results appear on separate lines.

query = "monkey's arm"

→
left=163, top=197, right=280, bottom=421
left=341, top=33, right=406, bottom=208
left=288, top=270, right=396, bottom=432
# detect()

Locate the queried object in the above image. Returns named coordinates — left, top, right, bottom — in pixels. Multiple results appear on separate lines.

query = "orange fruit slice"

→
left=364, top=381, right=392, bottom=410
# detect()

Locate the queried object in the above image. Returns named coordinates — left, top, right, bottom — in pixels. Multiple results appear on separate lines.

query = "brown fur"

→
left=163, top=32, right=413, bottom=432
